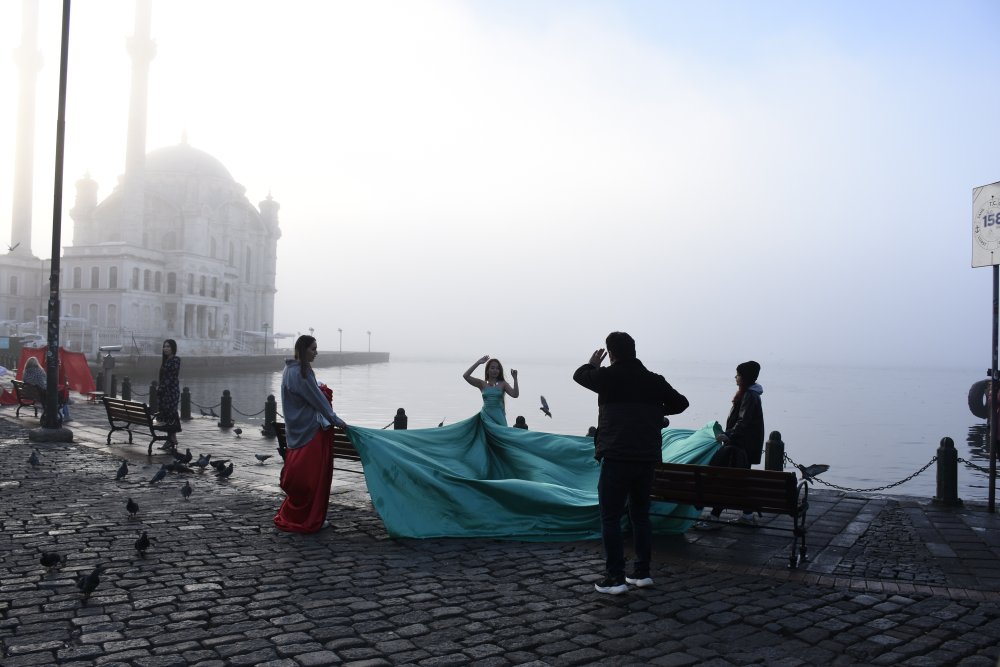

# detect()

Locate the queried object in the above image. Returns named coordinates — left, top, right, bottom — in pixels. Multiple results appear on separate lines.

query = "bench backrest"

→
left=653, top=462, right=799, bottom=514
left=12, top=380, right=43, bottom=402
left=274, top=422, right=360, bottom=463
left=102, top=396, right=153, bottom=423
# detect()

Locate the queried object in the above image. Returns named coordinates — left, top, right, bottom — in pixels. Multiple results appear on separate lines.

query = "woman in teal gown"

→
left=463, top=355, right=519, bottom=426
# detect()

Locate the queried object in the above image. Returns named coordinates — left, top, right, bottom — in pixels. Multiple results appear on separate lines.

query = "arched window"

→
left=109, top=267, right=118, bottom=289
left=107, top=304, right=117, bottom=326
left=211, top=276, right=217, bottom=298
left=199, top=275, right=206, bottom=296
left=91, top=267, right=100, bottom=289
left=131, top=268, right=139, bottom=289
left=143, top=269, right=151, bottom=291
left=224, top=283, right=230, bottom=302
left=167, top=272, right=176, bottom=294
left=8, top=276, right=17, bottom=296
left=71, top=303, right=81, bottom=318
left=154, top=271, right=162, bottom=292
left=73, top=267, right=82, bottom=288
left=187, top=273, right=194, bottom=295
left=88, top=303, right=99, bottom=326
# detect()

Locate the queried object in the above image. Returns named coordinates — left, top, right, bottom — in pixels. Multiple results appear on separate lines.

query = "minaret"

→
left=9, top=0, right=43, bottom=257
left=121, top=0, right=156, bottom=246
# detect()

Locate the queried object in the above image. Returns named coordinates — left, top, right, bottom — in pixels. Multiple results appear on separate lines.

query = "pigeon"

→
left=135, top=531, right=150, bottom=557
left=539, top=396, right=552, bottom=418
left=193, top=453, right=211, bottom=470
left=149, top=465, right=167, bottom=483
left=116, top=460, right=129, bottom=481
left=254, top=454, right=272, bottom=464
left=209, top=408, right=219, bottom=418
left=209, top=459, right=231, bottom=471
left=215, top=462, right=234, bottom=479
left=164, top=462, right=193, bottom=474
left=199, top=408, right=210, bottom=417
left=77, top=564, right=103, bottom=603
left=40, top=552, right=66, bottom=570
left=233, top=427, right=243, bottom=438
left=7, top=241, right=20, bottom=252
left=126, top=498, right=139, bottom=519
left=181, top=480, right=192, bottom=500
left=172, top=448, right=193, bottom=464
left=29, top=450, right=40, bottom=467
left=795, top=463, right=830, bottom=484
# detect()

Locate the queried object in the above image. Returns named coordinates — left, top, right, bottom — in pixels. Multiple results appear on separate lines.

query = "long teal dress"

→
left=480, top=385, right=507, bottom=426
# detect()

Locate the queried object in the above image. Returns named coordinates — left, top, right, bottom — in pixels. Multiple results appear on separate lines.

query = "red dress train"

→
left=273, top=427, right=335, bottom=533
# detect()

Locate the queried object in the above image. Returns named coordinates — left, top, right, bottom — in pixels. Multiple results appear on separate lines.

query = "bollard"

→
left=933, top=437, right=963, bottom=506
left=764, top=430, right=784, bottom=471
left=149, top=382, right=158, bottom=413
left=218, top=389, right=235, bottom=428
left=262, top=394, right=277, bottom=437
left=122, top=377, right=132, bottom=401
left=96, top=371, right=104, bottom=394
left=111, top=374, right=118, bottom=398
left=181, top=387, right=191, bottom=421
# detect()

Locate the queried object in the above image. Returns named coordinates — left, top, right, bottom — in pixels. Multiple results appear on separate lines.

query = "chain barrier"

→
left=783, top=452, right=938, bottom=493
left=232, top=406, right=266, bottom=418
left=957, top=457, right=993, bottom=475
left=190, top=400, right=222, bottom=411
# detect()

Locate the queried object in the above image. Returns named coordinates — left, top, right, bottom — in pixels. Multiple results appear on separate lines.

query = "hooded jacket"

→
left=724, top=383, right=765, bottom=465
left=573, top=358, right=689, bottom=462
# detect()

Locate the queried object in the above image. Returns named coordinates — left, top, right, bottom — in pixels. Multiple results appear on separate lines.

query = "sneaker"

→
left=729, top=514, right=757, bottom=526
left=693, top=520, right=720, bottom=531
left=594, top=575, right=628, bottom=595
left=625, top=573, right=654, bottom=588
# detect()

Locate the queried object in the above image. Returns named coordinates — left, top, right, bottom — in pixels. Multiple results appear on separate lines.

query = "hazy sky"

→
left=1, top=0, right=998, bottom=368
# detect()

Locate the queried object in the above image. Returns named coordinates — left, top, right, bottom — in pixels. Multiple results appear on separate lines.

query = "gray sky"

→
left=1, top=0, right=998, bottom=368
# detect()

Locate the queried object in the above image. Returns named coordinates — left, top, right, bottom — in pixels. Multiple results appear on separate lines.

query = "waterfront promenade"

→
left=1, top=399, right=999, bottom=666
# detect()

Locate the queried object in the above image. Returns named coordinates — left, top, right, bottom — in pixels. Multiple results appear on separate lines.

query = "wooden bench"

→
left=275, top=422, right=362, bottom=474
left=650, top=462, right=809, bottom=568
left=102, top=396, right=171, bottom=455
left=12, top=380, right=42, bottom=418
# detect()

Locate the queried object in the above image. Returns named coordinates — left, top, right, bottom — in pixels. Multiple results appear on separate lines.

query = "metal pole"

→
left=991, top=265, right=998, bottom=512
left=42, top=0, right=72, bottom=429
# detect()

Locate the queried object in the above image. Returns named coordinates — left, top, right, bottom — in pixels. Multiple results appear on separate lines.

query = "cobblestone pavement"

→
left=2, top=404, right=1000, bottom=666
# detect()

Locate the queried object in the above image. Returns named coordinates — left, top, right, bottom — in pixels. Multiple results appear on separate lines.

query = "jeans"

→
left=597, top=458, right=655, bottom=578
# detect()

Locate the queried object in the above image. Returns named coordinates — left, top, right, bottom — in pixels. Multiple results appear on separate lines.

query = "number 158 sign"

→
left=973, top=181, right=1000, bottom=267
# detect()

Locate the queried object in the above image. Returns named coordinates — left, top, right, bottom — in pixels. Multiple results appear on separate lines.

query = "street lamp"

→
left=337, top=328, right=342, bottom=352
left=366, top=330, right=372, bottom=353
left=262, top=322, right=269, bottom=355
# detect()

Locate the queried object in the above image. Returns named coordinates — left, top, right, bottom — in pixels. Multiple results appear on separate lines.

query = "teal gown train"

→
left=345, top=415, right=722, bottom=541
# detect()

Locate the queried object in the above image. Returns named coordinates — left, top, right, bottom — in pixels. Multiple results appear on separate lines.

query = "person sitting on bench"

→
left=22, top=356, right=71, bottom=421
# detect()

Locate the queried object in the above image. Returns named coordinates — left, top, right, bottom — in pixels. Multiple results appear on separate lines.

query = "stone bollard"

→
left=933, top=437, right=963, bottom=506
left=218, top=389, right=235, bottom=428
left=122, top=377, right=132, bottom=401
left=181, top=387, right=191, bottom=421
left=764, top=430, right=784, bottom=471
left=111, top=374, right=118, bottom=398
left=96, top=372, right=104, bottom=394
left=149, top=382, right=158, bottom=412
left=262, top=394, right=277, bottom=437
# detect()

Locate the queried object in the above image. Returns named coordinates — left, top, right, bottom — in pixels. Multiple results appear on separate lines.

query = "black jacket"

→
left=573, top=358, right=689, bottom=462
left=724, top=384, right=764, bottom=465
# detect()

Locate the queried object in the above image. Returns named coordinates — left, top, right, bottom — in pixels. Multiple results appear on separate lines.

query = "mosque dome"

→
left=144, top=142, right=234, bottom=182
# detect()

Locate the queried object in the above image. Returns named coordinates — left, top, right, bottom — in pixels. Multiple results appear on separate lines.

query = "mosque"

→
left=1, top=0, right=281, bottom=358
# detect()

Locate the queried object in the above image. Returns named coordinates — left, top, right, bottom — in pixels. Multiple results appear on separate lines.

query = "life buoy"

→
left=969, top=380, right=990, bottom=420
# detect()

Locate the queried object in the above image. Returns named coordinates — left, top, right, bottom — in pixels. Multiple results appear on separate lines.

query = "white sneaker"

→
left=693, top=520, right=720, bottom=531
left=625, top=574, right=654, bottom=588
left=730, top=514, right=757, bottom=526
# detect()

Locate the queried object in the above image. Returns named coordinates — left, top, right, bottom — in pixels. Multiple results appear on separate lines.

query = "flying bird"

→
left=149, top=465, right=167, bottom=483
left=539, top=396, right=552, bottom=418
left=181, top=480, right=192, bottom=500
left=193, top=453, right=211, bottom=470
left=438, top=418, right=445, bottom=427
left=7, top=241, right=20, bottom=252
left=77, top=564, right=103, bottom=603
left=135, top=531, right=150, bottom=558
left=173, top=448, right=193, bottom=464
left=40, top=552, right=66, bottom=570
left=29, top=450, right=40, bottom=467
left=233, top=427, right=243, bottom=438
left=254, top=454, right=272, bottom=464
left=795, top=463, right=830, bottom=484
left=116, top=460, right=129, bottom=481
left=126, top=498, right=139, bottom=519
left=215, top=462, right=234, bottom=479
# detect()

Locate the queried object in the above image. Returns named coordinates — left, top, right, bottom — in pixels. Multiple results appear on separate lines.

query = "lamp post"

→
left=262, top=322, right=269, bottom=355
left=367, top=330, right=372, bottom=353
left=338, top=328, right=342, bottom=352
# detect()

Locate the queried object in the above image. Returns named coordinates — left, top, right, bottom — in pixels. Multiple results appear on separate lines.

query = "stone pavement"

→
left=1, top=399, right=1000, bottom=666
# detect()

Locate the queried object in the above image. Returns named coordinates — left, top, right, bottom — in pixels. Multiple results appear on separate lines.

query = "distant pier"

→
left=92, top=351, right=390, bottom=376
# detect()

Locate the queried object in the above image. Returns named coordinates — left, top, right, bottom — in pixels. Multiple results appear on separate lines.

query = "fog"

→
left=1, top=0, right=998, bottom=368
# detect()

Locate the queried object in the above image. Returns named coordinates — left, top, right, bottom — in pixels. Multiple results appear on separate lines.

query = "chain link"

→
left=957, top=457, right=994, bottom=475
left=783, top=452, right=938, bottom=492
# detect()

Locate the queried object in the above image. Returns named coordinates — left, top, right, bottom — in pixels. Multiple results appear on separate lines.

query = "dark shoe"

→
left=594, top=575, right=628, bottom=595
left=625, top=573, right=654, bottom=588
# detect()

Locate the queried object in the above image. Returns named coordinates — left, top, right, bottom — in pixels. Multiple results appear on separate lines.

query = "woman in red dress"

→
left=274, top=335, right=347, bottom=533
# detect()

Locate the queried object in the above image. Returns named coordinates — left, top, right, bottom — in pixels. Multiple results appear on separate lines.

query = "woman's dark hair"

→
left=605, top=332, right=635, bottom=360
left=294, top=335, right=316, bottom=378
left=160, top=339, right=177, bottom=366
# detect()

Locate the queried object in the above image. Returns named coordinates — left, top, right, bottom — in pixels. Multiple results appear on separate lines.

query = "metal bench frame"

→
left=274, top=422, right=362, bottom=474
left=102, top=396, right=171, bottom=455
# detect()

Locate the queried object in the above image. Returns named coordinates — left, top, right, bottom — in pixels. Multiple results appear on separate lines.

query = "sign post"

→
left=972, top=181, right=1000, bottom=512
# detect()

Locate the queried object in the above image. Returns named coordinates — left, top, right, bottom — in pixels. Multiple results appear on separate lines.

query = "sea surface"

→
left=132, top=357, right=995, bottom=502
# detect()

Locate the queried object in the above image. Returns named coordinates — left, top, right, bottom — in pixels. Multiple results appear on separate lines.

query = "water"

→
left=137, top=357, right=995, bottom=501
